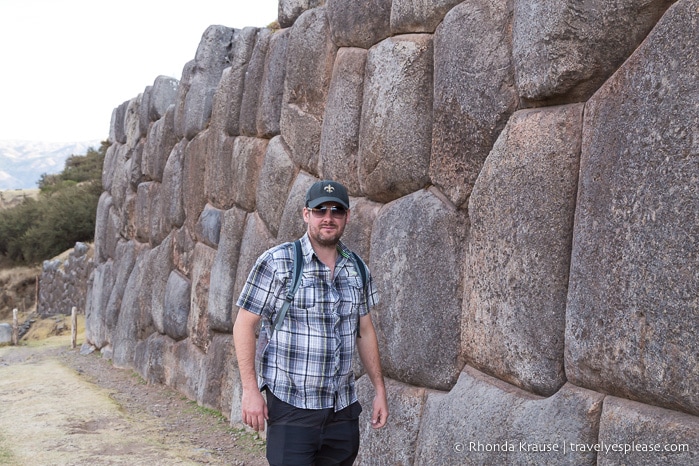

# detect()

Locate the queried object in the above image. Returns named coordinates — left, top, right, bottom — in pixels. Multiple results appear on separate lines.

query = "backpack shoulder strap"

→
left=272, top=240, right=303, bottom=335
left=349, top=251, right=369, bottom=338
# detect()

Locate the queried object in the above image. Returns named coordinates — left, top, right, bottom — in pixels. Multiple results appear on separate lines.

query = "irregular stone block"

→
left=208, top=207, right=247, bottom=333
left=141, top=234, right=174, bottom=335
left=172, top=226, right=196, bottom=278
left=257, top=28, right=290, bottom=138
left=94, top=192, right=114, bottom=263
left=168, top=338, right=205, bottom=402
left=276, top=172, right=317, bottom=243
left=0, top=323, right=11, bottom=345
left=85, top=260, right=115, bottom=348
left=173, top=60, right=195, bottom=140
left=231, top=136, right=268, bottom=212
left=255, top=136, right=298, bottom=237
left=205, top=133, right=235, bottom=209
left=279, top=0, right=324, bottom=28
left=356, top=377, right=426, bottom=466
left=110, top=100, right=129, bottom=144
left=141, top=104, right=178, bottom=182
left=124, top=95, right=144, bottom=149
left=101, top=143, right=119, bottom=193
left=430, top=0, right=518, bottom=207
left=160, top=139, right=187, bottom=232
left=210, top=27, right=258, bottom=137
left=414, top=366, right=604, bottom=465
left=149, top=75, right=179, bottom=122
left=598, top=397, right=699, bottom=465
left=318, top=47, right=367, bottom=195
left=326, top=0, right=391, bottom=48
left=342, top=196, right=381, bottom=263
left=280, top=7, right=338, bottom=174
left=109, top=146, right=131, bottom=213
left=134, top=181, right=160, bottom=244
left=391, top=0, right=462, bottom=34
left=239, top=29, right=273, bottom=137
left=128, top=140, right=145, bottom=189
left=112, top=245, right=152, bottom=369
left=188, top=242, right=217, bottom=352
left=163, top=269, right=191, bottom=341
left=463, top=105, right=583, bottom=396
left=197, top=332, right=234, bottom=411
left=566, top=0, right=699, bottom=416
left=513, top=0, right=673, bottom=104
left=195, top=204, right=223, bottom=248
left=371, top=188, right=467, bottom=390
left=183, top=25, right=235, bottom=140
left=134, top=332, right=175, bottom=385
left=139, top=85, right=152, bottom=136
left=358, top=34, right=433, bottom=203
left=183, top=130, right=213, bottom=234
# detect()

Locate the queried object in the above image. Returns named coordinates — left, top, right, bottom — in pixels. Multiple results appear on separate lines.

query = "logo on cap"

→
left=324, top=184, right=335, bottom=193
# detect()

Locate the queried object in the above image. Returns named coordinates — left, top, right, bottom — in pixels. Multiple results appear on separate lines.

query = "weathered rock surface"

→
left=566, top=0, right=699, bottom=416
left=463, top=104, right=583, bottom=396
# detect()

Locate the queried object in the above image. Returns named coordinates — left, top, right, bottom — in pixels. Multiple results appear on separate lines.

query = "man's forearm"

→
left=233, top=309, right=261, bottom=391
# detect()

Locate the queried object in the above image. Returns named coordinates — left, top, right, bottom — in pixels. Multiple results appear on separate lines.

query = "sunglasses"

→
left=308, top=205, right=347, bottom=219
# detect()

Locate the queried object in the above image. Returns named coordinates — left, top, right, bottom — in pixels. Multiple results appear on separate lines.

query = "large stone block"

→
left=141, top=235, right=174, bottom=335
left=255, top=136, right=298, bottom=237
left=168, top=338, right=205, bottom=402
left=598, top=397, right=699, bottom=465
left=231, top=136, right=268, bottom=212
left=391, top=0, right=462, bottom=34
left=326, top=0, right=391, bottom=49
left=208, top=207, right=247, bottom=333
left=110, top=100, right=129, bottom=145
left=197, top=332, right=234, bottom=411
left=160, top=139, right=187, bottom=232
left=183, top=130, right=213, bottom=234
left=356, top=376, right=426, bottom=466
left=141, top=104, right=178, bottom=182
left=148, top=75, right=179, bottom=122
left=173, top=60, right=195, bottom=140
left=276, top=172, right=317, bottom=243
left=124, top=95, right=144, bottom=149
left=183, top=25, right=236, bottom=140
left=512, top=0, right=673, bottom=104
left=358, top=34, right=433, bottom=203
left=278, top=0, right=324, bottom=28
left=414, top=366, right=604, bottom=465
left=139, top=85, right=152, bottom=137
left=94, top=192, right=115, bottom=263
left=280, top=7, right=338, bottom=174
left=210, top=27, right=258, bottom=137
left=257, top=28, right=290, bottom=138
left=430, top=0, right=518, bottom=208
left=204, top=133, right=235, bottom=209
left=85, top=260, right=115, bottom=348
left=134, top=181, right=160, bottom=245
left=463, top=104, right=583, bottom=396
left=318, top=47, right=367, bottom=195
left=371, top=188, right=467, bottom=390
left=239, top=28, right=273, bottom=137
left=342, top=197, right=381, bottom=263
left=188, top=242, right=217, bottom=352
left=127, top=140, right=145, bottom=189
left=134, top=332, right=175, bottom=385
left=112, top=245, right=153, bottom=369
left=163, top=269, right=191, bottom=341
left=566, top=0, right=699, bottom=416
left=195, top=204, right=223, bottom=249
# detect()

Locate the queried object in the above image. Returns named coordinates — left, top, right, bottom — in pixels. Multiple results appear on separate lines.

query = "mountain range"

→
left=0, top=140, right=102, bottom=190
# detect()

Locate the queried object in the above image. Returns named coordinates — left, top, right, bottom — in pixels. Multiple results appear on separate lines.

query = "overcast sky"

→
left=0, top=0, right=278, bottom=143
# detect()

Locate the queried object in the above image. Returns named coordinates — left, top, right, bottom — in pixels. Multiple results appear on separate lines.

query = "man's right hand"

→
left=241, top=388, right=268, bottom=432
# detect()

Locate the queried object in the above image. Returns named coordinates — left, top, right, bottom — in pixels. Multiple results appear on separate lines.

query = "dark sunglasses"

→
left=309, top=205, right=347, bottom=219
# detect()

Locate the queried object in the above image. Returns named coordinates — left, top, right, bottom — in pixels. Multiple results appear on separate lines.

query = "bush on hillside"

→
left=0, top=141, right=108, bottom=265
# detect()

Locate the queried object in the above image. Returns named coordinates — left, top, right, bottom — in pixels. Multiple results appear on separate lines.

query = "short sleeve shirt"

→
left=236, top=233, right=379, bottom=411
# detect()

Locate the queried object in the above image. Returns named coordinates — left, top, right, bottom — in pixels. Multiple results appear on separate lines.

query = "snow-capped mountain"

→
left=0, top=140, right=102, bottom=190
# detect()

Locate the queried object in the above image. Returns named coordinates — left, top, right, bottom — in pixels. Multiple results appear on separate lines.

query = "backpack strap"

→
left=349, top=251, right=369, bottom=338
left=271, top=239, right=303, bottom=337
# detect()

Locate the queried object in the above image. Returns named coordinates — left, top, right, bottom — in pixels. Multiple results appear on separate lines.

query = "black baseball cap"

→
left=305, top=180, right=350, bottom=209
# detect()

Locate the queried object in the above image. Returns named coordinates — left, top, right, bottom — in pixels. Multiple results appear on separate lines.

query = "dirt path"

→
left=0, top=337, right=267, bottom=465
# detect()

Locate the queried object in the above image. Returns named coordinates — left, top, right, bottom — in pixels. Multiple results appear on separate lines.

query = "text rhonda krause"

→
left=455, top=441, right=690, bottom=455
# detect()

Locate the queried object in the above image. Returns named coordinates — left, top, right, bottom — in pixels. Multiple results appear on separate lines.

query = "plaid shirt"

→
left=236, top=233, right=378, bottom=411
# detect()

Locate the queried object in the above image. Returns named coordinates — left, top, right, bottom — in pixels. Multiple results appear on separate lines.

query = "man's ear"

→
left=302, top=207, right=310, bottom=224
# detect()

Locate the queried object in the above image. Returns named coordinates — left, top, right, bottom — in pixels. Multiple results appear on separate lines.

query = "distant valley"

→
left=0, top=140, right=102, bottom=190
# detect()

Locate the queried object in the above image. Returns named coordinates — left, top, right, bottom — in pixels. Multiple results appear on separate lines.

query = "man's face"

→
left=303, top=202, right=350, bottom=247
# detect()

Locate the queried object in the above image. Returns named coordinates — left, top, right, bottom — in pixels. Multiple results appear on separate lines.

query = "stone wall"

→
left=85, top=0, right=698, bottom=463
left=37, top=242, right=93, bottom=317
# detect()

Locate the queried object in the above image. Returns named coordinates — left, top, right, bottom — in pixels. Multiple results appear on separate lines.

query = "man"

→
left=233, top=180, right=389, bottom=465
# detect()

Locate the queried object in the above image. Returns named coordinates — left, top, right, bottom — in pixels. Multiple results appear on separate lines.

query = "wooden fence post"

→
left=12, top=308, right=18, bottom=345
left=71, top=306, right=77, bottom=349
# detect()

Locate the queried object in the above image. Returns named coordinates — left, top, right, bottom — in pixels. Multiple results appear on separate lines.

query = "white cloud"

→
left=0, top=0, right=278, bottom=143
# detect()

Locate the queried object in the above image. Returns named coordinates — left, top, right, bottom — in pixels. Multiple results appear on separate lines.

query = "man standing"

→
left=233, top=180, right=388, bottom=465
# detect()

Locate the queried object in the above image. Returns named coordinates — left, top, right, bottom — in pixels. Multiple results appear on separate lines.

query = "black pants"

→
left=265, top=389, right=362, bottom=466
